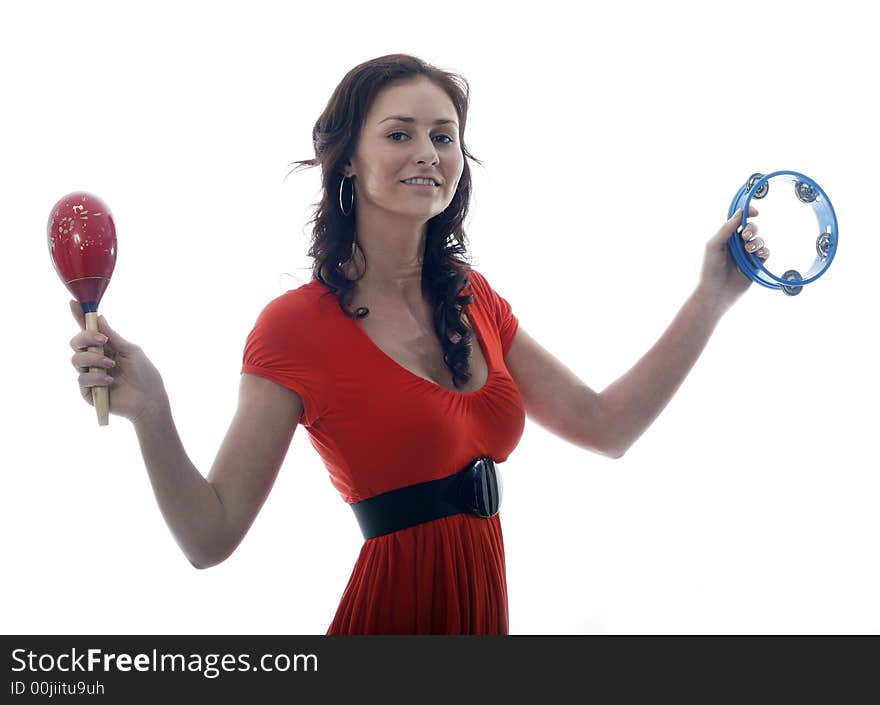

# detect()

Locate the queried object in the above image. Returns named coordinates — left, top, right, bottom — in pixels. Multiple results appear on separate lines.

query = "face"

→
left=344, top=76, right=464, bottom=220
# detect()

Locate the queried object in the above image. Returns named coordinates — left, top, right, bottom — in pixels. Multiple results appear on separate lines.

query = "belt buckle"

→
left=458, top=457, right=502, bottom=518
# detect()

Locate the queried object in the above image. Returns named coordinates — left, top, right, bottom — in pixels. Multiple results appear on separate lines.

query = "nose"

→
left=413, top=137, right=440, bottom=165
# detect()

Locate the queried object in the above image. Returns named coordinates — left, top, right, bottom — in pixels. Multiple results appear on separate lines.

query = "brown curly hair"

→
left=285, top=53, right=486, bottom=390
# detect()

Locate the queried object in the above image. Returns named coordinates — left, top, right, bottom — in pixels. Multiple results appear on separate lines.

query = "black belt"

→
left=350, top=457, right=503, bottom=540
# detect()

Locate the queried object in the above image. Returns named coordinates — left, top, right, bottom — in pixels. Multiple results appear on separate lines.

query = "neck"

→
left=347, top=211, right=429, bottom=300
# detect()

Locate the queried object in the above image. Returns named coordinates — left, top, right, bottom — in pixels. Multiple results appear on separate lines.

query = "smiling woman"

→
left=258, top=54, right=537, bottom=634
left=286, top=55, right=480, bottom=390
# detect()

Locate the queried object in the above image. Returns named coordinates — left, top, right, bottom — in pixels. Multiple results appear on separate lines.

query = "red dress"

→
left=241, top=269, right=526, bottom=634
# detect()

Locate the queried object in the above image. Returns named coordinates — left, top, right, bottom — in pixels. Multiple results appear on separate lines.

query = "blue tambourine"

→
left=727, top=170, right=838, bottom=296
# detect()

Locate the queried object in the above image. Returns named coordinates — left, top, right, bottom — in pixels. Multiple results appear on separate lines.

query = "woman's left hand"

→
left=698, top=205, right=771, bottom=314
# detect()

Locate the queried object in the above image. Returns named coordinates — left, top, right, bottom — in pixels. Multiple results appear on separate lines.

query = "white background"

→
left=2, top=0, right=877, bottom=635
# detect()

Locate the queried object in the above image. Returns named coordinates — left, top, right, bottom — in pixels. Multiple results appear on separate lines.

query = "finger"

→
left=712, top=207, right=757, bottom=248
left=70, top=329, right=108, bottom=352
left=68, top=310, right=136, bottom=356
left=741, top=225, right=759, bottom=241
left=744, top=237, right=765, bottom=253
left=720, top=206, right=760, bottom=241
left=72, top=350, right=116, bottom=372
left=69, top=299, right=85, bottom=329
left=95, top=315, right=138, bottom=355
left=69, top=301, right=108, bottom=353
left=727, top=205, right=759, bottom=226
left=78, top=370, right=115, bottom=389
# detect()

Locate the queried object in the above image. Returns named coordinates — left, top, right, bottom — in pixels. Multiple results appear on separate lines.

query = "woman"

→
left=67, top=54, right=768, bottom=634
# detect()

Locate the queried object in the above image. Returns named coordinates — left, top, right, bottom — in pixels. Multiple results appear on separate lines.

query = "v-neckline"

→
left=348, top=300, right=495, bottom=398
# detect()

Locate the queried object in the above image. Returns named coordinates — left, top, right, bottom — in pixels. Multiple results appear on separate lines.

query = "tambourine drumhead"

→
left=727, top=171, right=837, bottom=295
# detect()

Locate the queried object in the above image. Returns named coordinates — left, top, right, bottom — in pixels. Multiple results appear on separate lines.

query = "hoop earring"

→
left=339, top=175, right=354, bottom=216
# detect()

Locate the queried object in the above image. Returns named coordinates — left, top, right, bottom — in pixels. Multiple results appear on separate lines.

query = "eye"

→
left=388, top=131, right=455, bottom=144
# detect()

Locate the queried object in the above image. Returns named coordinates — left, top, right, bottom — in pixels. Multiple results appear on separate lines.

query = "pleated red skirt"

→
left=326, top=512, right=508, bottom=635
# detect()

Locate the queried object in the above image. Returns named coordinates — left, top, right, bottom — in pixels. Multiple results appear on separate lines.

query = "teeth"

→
left=402, top=178, right=436, bottom=186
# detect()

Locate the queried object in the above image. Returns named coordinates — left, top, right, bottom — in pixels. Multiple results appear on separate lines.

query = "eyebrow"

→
left=379, top=115, right=459, bottom=127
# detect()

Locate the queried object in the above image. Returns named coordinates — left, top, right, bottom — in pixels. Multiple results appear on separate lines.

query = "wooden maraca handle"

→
left=84, top=312, right=110, bottom=426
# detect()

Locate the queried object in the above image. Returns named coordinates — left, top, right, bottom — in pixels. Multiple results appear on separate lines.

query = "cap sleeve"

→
left=241, top=291, right=324, bottom=426
left=468, top=269, right=519, bottom=358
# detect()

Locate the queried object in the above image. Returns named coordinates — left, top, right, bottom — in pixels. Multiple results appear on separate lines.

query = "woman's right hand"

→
left=68, top=300, right=168, bottom=424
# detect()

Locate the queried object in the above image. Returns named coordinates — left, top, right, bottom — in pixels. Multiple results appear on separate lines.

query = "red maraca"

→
left=48, top=191, right=117, bottom=426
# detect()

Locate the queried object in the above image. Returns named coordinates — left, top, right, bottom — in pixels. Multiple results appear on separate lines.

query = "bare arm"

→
left=599, top=285, right=725, bottom=458
left=504, top=326, right=614, bottom=458
left=132, top=373, right=303, bottom=569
